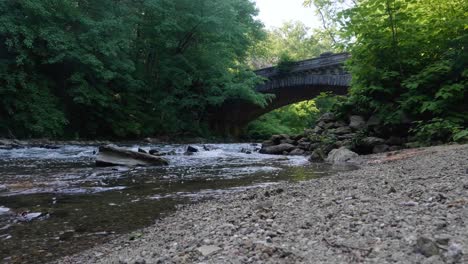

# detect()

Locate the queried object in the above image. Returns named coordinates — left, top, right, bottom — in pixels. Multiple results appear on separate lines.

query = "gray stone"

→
left=262, top=140, right=275, bottom=148
left=309, top=149, right=325, bottom=162
left=415, top=236, right=440, bottom=257
left=325, top=147, right=359, bottom=164
left=0, top=185, right=7, bottom=193
left=298, top=142, right=311, bottom=150
left=367, top=115, right=381, bottom=127
left=313, top=126, right=324, bottom=134
left=373, top=144, right=390, bottom=153
left=96, top=145, right=169, bottom=167
left=280, top=139, right=296, bottom=145
left=196, top=245, right=221, bottom=256
left=361, top=137, right=386, bottom=147
left=349, top=115, right=366, bottom=130
left=318, top=113, right=336, bottom=123
left=259, top=144, right=296, bottom=155
left=331, top=126, right=352, bottom=135
left=444, top=243, right=463, bottom=263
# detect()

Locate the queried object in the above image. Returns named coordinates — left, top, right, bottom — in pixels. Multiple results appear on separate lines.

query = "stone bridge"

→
left=210, top=52, right=351, bottom=135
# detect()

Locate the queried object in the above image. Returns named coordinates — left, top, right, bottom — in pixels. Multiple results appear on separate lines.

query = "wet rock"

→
left=373, top=144, right=390, bottom=153
left=0, top=185, right=7, bottom=193
left=0, top=206, right=11, bottom=216
left=415, top=236, right=440, bottom=257
left=186, top=146, right=199, bottom=153
left=149, top=149, right=159, bottom=155
left=196, top=245, right=221, bottom=256
left=203, top=145, right=211, bottom=151
left=17, top=212, right=44, bottom=222
left=349, top=115, right=366, bottom=130
left=325, top=147, right=359, bottom=164
left=289, top=148, right=305, bottom=156
left=138, top=148, right=147, bottom=154
left=241, top=148, right=252, bottom=154
left=96, top=145, right=169, bottom=167
left=271, top=135, right=284, bottom=144
left=259, top=144, right=296, bottom=155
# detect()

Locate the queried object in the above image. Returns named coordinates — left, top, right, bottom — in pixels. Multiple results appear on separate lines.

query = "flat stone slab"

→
left=196, top=245, right=222, bottom=256
left=96, top=145, right=169, bottom=167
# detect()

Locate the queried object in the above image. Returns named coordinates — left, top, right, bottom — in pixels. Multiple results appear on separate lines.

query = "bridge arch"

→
left=209, top=52, right=351, bottom=136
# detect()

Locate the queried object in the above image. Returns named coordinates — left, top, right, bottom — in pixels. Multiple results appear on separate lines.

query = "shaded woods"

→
left=0, top=0, right=268, bottom=138
left=0, top=0, right=466, bottom=143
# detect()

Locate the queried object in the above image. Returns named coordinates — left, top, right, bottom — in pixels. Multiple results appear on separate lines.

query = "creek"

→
left=0, top=143, right=347, bottom=263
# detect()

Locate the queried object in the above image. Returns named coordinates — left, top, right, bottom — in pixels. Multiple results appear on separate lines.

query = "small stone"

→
left=444, top=243, right=463, bottom=263
left=388, top=187, right=397, bottom=194
left=138, top=148, right=147, bottom=154
left=196, top=245, right=221, bottom=256
left=415, top=236, right=440, bottom=257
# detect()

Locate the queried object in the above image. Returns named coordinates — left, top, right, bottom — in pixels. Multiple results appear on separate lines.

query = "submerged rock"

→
left=325, top=147, right=359, bottom=164
left=96, top=145, right=169, bottom=167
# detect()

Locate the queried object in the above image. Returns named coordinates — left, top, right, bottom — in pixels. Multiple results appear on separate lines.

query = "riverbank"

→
left=58, top=144, right=467, bottom=263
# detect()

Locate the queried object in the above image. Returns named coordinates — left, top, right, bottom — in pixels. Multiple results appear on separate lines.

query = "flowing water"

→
left=0, top=143, right=348, bottom=263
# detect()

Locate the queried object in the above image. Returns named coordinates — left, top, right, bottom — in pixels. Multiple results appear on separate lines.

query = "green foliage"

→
left=331, top=0, right=468, bottom=142
left=247, top=21, right=334, bottom=69
left=0, top=0, right=266, bottom=138
left=246, top=101, right=319, bottom=139
left=410, top=118, right=466, bottom=145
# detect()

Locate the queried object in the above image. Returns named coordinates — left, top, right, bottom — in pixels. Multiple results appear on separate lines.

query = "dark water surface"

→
left=0, top=143, right=347, bottom=263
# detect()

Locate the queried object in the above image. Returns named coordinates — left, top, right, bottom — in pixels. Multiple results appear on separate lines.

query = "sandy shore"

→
left=58, top=144, right=468, bottom=264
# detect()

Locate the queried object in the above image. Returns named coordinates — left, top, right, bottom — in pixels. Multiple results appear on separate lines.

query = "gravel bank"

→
left=59, top=144, right=468, bottom=264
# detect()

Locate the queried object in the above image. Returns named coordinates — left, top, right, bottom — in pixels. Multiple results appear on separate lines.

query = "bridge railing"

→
left=254, top=52, right=350, bottom=78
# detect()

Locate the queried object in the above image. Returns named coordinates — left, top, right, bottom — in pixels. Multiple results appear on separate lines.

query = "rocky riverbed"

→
left=59, top=144, right=468, bottom=264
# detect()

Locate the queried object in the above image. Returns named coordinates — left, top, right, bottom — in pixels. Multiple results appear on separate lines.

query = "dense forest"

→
left=0, top=0, right=466, bottom=143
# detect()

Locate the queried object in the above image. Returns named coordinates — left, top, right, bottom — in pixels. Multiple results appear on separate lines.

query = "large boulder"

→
left=96, top=145, right=169, bottom=167
left=349, top=115, right=366, bottom=130
left=289, top=148, right=305, bottom=156
left=325, top=147, right=359, bottom=164
left=259, top=143, right=296, bottom=155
